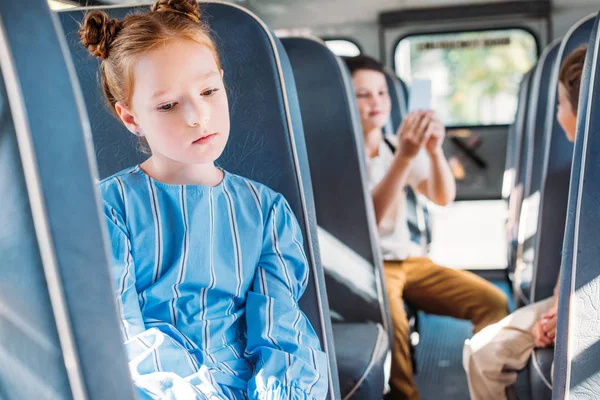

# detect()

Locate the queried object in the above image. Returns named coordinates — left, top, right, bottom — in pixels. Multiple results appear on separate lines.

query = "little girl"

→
left=78, top=1, right=328, bottom=398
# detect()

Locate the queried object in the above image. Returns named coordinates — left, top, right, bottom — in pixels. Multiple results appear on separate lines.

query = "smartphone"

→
left=408, top=79, right=432, bottom=112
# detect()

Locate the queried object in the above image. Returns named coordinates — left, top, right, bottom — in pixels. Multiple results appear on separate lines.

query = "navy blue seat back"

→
left=515, top=71, right=534, bottom=189
left=505, top=70, right=532, bottom=202
left=281, top=37, right=390, bottom=331
left=59, top=3, right=339, bottom=398
left=527, top=40, right=562, bottom=199
left=554, top=12, right=600, bottom=399
left=385, top=69, right=407, bottom=134
left=513, top=40, right=561, bottom=304
left=531, top=14, right=596, bottom=304
left=0, top=1, right=134, bottom=399
left=507, top=70, right=533, bottom=275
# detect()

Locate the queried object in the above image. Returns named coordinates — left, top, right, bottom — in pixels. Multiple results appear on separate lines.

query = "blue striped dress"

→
left=100, top=166, right=328, bottom=400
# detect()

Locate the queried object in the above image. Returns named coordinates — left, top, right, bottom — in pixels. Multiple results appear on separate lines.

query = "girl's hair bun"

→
left=78, top=10, right=123, bottom=60
left=152, top=0, right=201, bottom=23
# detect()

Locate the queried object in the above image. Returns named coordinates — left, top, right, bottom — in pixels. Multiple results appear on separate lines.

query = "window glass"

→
left=325, top=39, right=361, bottom=57
left=395, top=29, right=537, bottom=126
left=48, top=0, right=77, bottom=10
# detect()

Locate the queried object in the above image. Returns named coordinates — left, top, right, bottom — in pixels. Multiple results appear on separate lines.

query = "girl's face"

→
left=351, top=69, right=392, bottom=134
left=557, top=82, right=577, bottom=143
left=117, top=38, right=229, bottom=166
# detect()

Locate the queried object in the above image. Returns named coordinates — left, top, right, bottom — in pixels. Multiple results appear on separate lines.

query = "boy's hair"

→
left=342, top=55, right=385, bottom=76
left=78, top=0, right=220, bottom=117
left=558, top=45, right=587, bottom=113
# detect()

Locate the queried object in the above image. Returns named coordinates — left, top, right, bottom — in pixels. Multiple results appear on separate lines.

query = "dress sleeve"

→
left=245, top=195, right=329, bottom=400
left=103, top=201, right=227, bottom=400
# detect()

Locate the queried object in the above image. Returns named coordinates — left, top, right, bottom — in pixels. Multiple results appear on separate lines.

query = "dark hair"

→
left=558, top=45, right=587, bottom=113
left=342, top=55, right=385, bottom=76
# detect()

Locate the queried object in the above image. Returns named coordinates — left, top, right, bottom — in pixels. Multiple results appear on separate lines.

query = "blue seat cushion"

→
left=333, top=323, right=389, bottom=399
left=530, top=347, right=553, bottom=400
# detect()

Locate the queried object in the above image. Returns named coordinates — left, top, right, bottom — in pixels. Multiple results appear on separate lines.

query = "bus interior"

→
left=2, top=0, right=600, bottom=399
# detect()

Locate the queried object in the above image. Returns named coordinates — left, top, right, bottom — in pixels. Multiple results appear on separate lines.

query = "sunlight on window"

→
left=274, top=28, right=313, bottom=38
left=429, top=200, right=508, bottom=270
left=325, top=40, right=361, bottom=57
left=48, top=0, right=77, bottom=10
left=317, top=227, right=376, bottom=300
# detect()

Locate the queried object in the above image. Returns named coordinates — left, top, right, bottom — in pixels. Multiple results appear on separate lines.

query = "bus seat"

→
left=553, top=12, right=600, bottom=399
left=506, top=70, right=534, bottom=280
left=532, top=11, right=595, bottom=308
left=0, top=0, right=135, bottom=398
left=503, top=97, right=520, bottom=203
left=513, top=39, right=562, bottom=306
left=59, top=4, right=341, bottom=398
left=332, top=323, right=388, bottom=399
left=281, top=36, right=390, bottom=399
left=384, top=68, right=408, bottom=134
left=527, top=13, right=597, bottom=400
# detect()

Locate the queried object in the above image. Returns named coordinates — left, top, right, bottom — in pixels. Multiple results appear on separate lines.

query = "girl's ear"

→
left=115, top=101, right=144, bottom=136
left=220, top=69, right=224, bottom=79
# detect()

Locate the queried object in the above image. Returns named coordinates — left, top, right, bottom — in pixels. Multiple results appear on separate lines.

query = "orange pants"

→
left=384, top=257, right=509, bottom=400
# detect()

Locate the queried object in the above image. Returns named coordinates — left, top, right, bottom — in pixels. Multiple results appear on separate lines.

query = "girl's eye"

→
left=202, top=88, right=220, bottom=96
left=356, top=93, right=370, bottom=99
left=158, top=102, right=176, bottom=111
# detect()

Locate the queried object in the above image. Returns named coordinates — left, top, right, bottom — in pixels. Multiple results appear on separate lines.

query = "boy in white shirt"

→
left=344, top=55, right=509, bottom=400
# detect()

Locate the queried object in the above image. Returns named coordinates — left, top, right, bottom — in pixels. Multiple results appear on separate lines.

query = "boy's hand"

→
left=424, top=112, right=446, bottom=155
left=396, top=111, right=432, bottom=161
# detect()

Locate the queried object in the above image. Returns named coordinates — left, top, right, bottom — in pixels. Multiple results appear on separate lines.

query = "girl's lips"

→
left=193, top=133, right=218, bottom=144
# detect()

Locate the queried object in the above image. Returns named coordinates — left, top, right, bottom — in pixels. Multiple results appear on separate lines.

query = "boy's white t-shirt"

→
left=366, top=141, right=430, bottom=261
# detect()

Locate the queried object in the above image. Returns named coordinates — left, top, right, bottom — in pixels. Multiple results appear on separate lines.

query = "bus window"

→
left=395, top=29, right=537, bottom=127
left=325, top=39, right=361, bottom=57
left=48, top=0, right=77, bottom=10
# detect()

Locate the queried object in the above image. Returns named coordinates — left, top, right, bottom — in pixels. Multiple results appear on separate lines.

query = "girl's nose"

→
left=187, top=102, right=210, bottom=130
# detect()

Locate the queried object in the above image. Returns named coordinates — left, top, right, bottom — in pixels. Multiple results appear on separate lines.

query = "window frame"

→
left=392, top=26, right=541, bottom=129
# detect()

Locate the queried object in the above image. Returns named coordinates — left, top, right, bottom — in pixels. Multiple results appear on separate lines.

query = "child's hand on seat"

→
left=540, top=307, right=558, bottom=344
left=532, top=319, right=554, bottom=348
